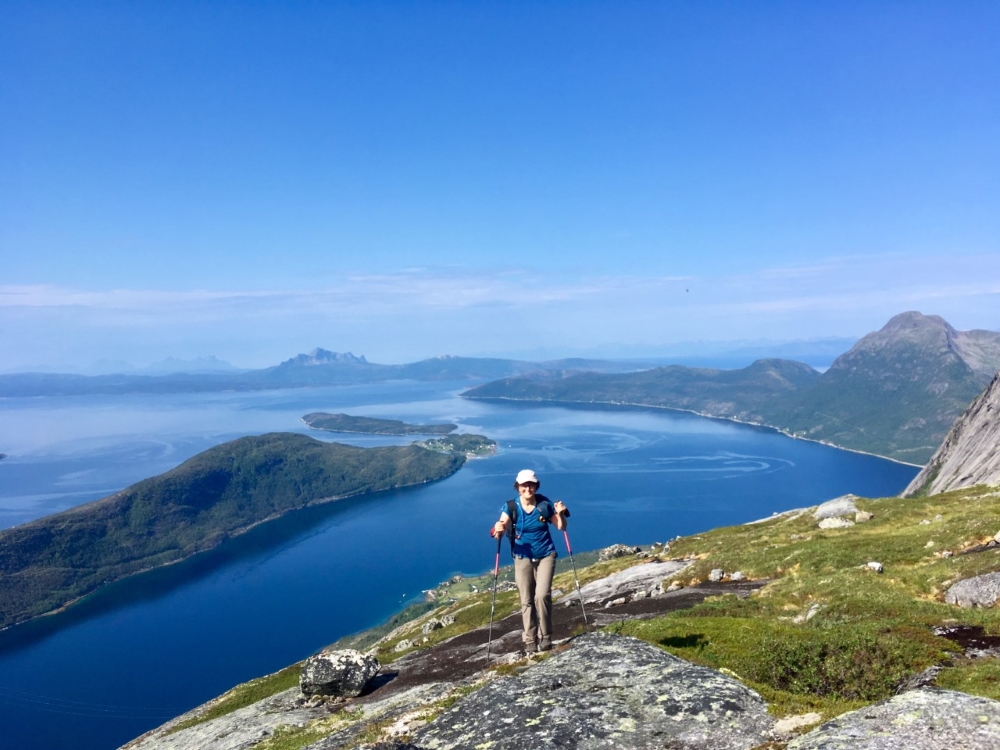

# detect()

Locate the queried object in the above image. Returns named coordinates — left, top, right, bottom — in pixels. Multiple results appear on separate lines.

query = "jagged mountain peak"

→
left=280, top=349, right=370, bottom=367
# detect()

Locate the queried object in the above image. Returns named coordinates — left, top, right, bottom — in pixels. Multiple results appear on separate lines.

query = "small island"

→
left=302, top=412, right=457, bottom=435
left=416, top=434, right=497, bottom=457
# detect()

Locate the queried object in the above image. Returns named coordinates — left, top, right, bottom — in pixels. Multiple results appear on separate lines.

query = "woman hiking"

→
left=491, top=469, right=568, bottom=653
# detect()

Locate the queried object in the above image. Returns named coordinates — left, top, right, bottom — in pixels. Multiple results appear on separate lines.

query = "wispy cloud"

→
left=2, top=254, right=999, bottom=368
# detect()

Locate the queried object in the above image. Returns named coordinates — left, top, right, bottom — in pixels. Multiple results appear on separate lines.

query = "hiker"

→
left=491, top=469, right=568, bottom=653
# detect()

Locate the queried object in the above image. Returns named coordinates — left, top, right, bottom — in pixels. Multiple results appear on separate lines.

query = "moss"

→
left=937, top=661, right=1000, bottom=701
left=167, top=663, right=302, bottom=734
left=609, top=486, right=1000, bottom=709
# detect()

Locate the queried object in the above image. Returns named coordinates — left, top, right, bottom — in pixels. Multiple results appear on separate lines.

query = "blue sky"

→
left=3, top=1, right=999, bottom=368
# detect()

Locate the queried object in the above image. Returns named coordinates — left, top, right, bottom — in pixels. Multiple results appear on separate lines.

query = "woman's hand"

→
left=554, top=500, right=567, bottom=516
left=492, top=521, right=506, bottom=537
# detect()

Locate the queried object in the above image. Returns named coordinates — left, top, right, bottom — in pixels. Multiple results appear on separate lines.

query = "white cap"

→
left=515, top=469, right=539, bottom=485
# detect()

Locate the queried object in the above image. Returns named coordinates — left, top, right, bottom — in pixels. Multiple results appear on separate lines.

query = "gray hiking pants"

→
left=514, top=552, right=556, bottom=646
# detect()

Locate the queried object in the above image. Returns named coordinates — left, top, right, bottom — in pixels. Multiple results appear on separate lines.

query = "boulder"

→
left=300, top=649, right=380, bottom=697
left=598, top=543, right=642, bottom=561
left=866, top=561, right=884, bottom=573
left=412, top=632, right=773, bottom=749
left=945, top=572, right=1000, bottom=608
left=730, top=571, right=746, bottom=582
left=709, top=568, right=725, bottom=582
left=856, top=510, right=874, bottom=523
left=788, top=688, right=1000, bottom=749
left=818, top=517, right=855, bottom=530
left=813, top=494, right=858, bottom=520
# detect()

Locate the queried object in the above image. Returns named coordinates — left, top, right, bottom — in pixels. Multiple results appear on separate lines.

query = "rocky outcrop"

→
left=300, top=649, right=380, bottom=697
left=119, top=548, right=1000, bottom=750
left=598, top=543, right=642, bottom=561
left=411, top=632, right=774, bottom=750
left=945, top=572, right=1000, bottom=608
left=788, top=688, right=1000, bottom=749
left=121, top=686, right=332, bottom=750
left=557, top=560, right=691, bottom=606
left=903, top=369, right=1000, bottom=497
left=813, top=494, right=859, bottom=519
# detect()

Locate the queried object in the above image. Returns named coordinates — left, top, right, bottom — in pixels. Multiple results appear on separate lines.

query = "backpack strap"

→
left=505, top=499, right=518, bottom=553
left=535, top=495, right=554, bottom=524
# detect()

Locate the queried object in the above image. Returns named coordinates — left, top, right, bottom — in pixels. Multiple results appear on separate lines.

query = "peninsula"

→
left=301, top=412, right=457, bottom=435
left=0, top=433, right=474, bottom=631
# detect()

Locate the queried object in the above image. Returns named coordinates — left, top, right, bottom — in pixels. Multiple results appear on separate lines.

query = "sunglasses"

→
left=518, top=482, right=538, bottom=490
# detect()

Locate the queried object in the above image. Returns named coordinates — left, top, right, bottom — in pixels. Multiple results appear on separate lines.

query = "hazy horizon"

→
left=0, top=332, right=861, bottom=374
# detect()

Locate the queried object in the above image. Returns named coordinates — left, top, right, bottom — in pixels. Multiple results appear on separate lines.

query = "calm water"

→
left=0, top=382, right=918, bottom=750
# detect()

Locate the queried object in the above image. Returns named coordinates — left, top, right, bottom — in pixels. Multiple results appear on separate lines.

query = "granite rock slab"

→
left=788, top=688, right=1000, bottom=750
left=411, top=631, right=773, bottom=750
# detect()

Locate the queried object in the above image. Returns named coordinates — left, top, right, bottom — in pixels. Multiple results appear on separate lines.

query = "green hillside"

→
left=0, top=433, right=466, bottom=630
left=468, top=358, right=818, bottom=419
left=465, top=313, right=1000, bottom=464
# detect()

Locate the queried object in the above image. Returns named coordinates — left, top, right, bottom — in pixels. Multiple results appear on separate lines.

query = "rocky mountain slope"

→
left=465, top=312, right=1000, bottom=464
left=122, top=484, right=1000, bottom=749
left=766, top=311, right=1000, bottom=463
left=903, top=369, right=1000, bottom=497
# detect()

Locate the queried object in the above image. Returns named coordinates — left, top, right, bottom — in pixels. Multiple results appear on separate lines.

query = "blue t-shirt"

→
left=501, top=497, right=557, bottom=560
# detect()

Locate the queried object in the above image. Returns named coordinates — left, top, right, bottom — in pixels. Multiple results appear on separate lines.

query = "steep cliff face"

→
left=903, top=370, right=1000, bottom=497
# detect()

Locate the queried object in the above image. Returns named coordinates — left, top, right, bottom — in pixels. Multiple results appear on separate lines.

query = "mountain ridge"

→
left=463, top=313, right=1000, bottom=464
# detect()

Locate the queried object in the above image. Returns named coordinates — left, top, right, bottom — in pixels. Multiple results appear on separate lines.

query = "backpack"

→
left=504, top=494, right=555, bottom=554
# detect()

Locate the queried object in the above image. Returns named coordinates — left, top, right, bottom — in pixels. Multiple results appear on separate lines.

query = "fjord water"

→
left=0, top=382, right=918, bottom=750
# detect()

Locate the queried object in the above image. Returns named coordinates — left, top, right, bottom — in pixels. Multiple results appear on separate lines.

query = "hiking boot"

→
left=538, top=637, right=552, bottom=652
left=522, top=641, right=537, bottom=655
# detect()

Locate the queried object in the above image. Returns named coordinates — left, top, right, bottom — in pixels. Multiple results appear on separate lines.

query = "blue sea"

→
left=0, top=382, right=918, bottom=750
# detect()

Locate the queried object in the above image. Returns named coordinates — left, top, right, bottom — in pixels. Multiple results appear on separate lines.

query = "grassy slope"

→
left=0, top=433, right=465, bottom=630
left=189, top=484, right=1000, bottom=749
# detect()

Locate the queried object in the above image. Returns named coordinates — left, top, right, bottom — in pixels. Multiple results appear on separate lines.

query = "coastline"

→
left=462, top=395, right=924, bottom=468
left=0, top=467, right=467, bottom=634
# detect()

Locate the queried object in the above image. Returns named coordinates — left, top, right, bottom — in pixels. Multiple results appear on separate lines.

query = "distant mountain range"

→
left=464, top=312, right=1000, bottom=465
left=0, top=350, right=648, bottom=397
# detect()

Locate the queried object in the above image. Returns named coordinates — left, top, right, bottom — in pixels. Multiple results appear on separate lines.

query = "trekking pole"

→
left=485, top=527, right=503, bottom=666
left=559, top=508, right=588, bottom=626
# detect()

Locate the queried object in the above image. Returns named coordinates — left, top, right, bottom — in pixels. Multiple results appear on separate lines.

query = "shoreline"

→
left=0, top=468, right=465, bottom=634
left=462, top=395, right=924, bottom=468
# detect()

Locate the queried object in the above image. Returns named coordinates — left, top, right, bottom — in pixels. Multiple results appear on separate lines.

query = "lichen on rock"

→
left=300, top=649, right=380, bottom=697
left=411, top=632, right=773, bottom=749
left=787, top=688, right=1000, bottom=749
